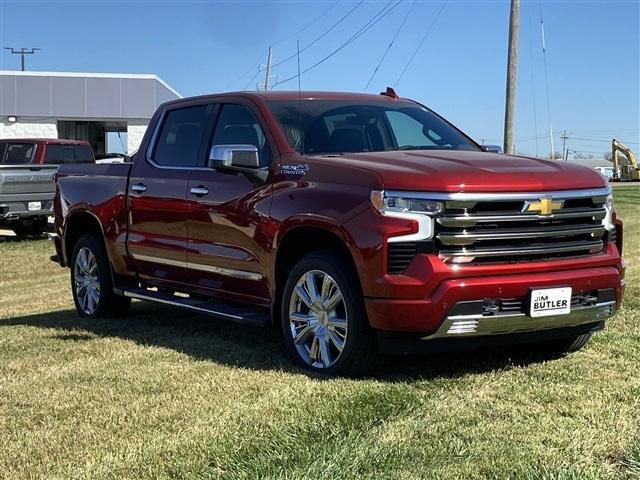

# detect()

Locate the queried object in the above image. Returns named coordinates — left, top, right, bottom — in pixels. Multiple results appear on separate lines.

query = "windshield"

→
left=267, top=99, right=480, bottom=155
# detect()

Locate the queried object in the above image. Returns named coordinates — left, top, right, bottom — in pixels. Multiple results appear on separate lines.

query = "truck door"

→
left=127, top=102, right=214, bottom=286
left=186, top=102, right=274, bottom=304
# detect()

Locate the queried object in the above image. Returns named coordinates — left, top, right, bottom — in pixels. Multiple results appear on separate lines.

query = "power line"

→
left=571, top=128, right=639, bottom=134
left=571, top=136, right=640, bottom=145
left=393, top=1, right=448, bottom=88
left=222, top=52, right=267, bottom=91
left=539, top=2, right=554, bottom=156
left=242, top=67, right=262, bottom=91
left=527, top=9, right=539, bottom=157
left=363, top=0, right=417, bottom=92
left=271, top=1, right=364, bottom=69
left=4, top=47, right=41, bottom=71
left=221, top=1, right=342, bottom=91
left=271, top=0, right=342, bottom=47
left=272, top=1, right=401, bottom=88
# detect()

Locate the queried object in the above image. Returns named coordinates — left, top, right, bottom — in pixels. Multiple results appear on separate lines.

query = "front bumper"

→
left=377, top=321, right=606, bottom=355
left=425, top=294, right=615, bottom=340
left=365, top=262, right=625, bottom=334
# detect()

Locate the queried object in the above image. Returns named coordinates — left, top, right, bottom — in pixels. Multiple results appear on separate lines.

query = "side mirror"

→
left=209, top=144, right=260, bottom=168
left=481, top=144, right=503, bottom=154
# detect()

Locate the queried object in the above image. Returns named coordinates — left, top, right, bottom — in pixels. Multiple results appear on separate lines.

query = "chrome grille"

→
left=434, top=189, right=610, bottom=264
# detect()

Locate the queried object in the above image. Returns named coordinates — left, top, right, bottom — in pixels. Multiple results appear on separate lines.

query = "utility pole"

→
left=3, top=47, right=41, bottom=71
left=264, top=46, right=273, bottom=91
left=503, top=0, right=520, bottom=155
left=560, top=130, right=570, bottom=161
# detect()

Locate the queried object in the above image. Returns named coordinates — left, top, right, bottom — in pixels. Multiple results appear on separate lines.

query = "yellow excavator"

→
left=611, top=139, right=640, bottom=181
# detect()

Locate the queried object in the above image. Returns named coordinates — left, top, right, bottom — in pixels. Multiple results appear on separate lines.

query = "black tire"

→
left=70, top=233, right=131, bottom=318
left=12, top=217, right=47, bottom=237
left=539, top=333, right=593, bottom=355
left=280, top=251, right=378, bottom=376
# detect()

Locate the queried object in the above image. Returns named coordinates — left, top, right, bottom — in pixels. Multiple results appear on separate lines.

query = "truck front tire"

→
left=544, top=332, right=593, bottom=354
left=70, top=234, right=131, bottom=318
left=281, top=251, right=378, bottom=376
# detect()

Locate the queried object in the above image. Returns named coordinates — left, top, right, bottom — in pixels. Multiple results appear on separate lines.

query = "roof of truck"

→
left=161, top=90, right=412, bottom=107
left=0, top=138, right=91, bottom=146
left=245, top=91, right=406, bottom=101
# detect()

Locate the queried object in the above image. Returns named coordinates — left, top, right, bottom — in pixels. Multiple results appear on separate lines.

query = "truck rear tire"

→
left=70, top=234, right=131, bottom=318
left=280, top=251, right=378, bottom=376
left=11, top=217, right=47, bottom=237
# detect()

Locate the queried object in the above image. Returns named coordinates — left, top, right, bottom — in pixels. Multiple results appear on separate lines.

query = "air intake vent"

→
left=387, top=241, right=434, bottom=275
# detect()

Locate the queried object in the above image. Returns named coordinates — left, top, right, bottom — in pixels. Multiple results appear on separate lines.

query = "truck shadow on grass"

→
left=0, top=302, right=568, bottom=381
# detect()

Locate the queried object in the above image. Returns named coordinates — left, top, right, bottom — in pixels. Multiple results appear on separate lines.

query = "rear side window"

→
left=44, top=144, right=94, bottom=164
left=153, top=104, right=214, bottom=167
left=1, top=143, right=36, bottom=164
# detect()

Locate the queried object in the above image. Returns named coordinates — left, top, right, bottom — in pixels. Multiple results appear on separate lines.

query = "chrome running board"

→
left=118, top=287, right=270, bottom=327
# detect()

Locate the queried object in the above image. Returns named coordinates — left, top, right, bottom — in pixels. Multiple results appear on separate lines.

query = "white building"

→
left=0, top=71, right=181, bottom=155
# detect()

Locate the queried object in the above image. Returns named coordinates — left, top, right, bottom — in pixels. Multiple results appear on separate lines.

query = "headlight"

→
left=603, top=193, right=615, bottom=231
left=370, top=190, right=444, bottom=216
left=370, top=190, right=443, bottom=242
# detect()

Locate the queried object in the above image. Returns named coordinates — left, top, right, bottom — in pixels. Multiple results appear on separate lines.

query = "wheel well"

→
left=274, top=227, right=360, bottom=325
left=64, top=212, right=103, bottom=264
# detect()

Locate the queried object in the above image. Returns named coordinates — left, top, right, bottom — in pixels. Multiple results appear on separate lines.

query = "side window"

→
left=211, top=104, right=272, bottom=167
left=153, top=104, right=213, bottom=167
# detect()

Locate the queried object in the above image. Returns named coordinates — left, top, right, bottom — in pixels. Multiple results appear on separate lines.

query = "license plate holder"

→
left=529, top=287, right=572, bottom=317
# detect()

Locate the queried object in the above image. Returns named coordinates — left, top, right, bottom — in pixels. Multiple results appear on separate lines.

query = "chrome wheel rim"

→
left=73, top=247, right=100, bottom=315
left=288, top=270, right=348, bottom=369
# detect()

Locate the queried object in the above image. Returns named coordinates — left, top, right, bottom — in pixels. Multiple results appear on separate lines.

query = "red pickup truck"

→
left=53, top=90, right=625, bottom=375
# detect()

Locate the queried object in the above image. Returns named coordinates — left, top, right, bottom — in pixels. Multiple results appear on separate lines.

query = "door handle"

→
left=190, top=186, right=209, bottom=197
left=131, top=183, right=148, bottom=193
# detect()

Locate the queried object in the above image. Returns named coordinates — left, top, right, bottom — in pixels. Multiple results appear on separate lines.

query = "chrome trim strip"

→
left=437, top=225, right=606, bottom=246
left=423, top=301, right=615, bottom=339
left=385, top=186, right=611, bottom=201
left=122, top=290, right=243, bottom=320
left=437, top=209, right=607, bottom=227
left=132, top=253, right=263, bottom=280
left=133, top=254, right=187, bottom=268
left=188, top=262, right=263, bottom=281
left=438, top=240, right=604, bottom=257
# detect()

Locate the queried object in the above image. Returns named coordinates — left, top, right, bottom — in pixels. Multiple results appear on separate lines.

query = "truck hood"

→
left=318, top=150, right=607, bottom=192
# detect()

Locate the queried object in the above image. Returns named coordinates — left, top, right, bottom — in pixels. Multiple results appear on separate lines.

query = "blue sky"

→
left=1, top=0, right=638, bottom=157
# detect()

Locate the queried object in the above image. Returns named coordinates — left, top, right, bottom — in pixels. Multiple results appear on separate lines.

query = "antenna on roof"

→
left=297, top=40, right=305, bottom=154
left=297, top=40, right=302, bottom=99
left=380, top=87, right=399, bottom=99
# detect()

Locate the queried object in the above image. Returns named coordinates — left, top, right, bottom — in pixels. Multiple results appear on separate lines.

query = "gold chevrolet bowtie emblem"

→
left=526, top=198, right=564, bottom=215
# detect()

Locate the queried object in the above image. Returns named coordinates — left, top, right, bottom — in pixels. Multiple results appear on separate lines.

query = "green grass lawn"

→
left=1, top=187, right=638, bottom=479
